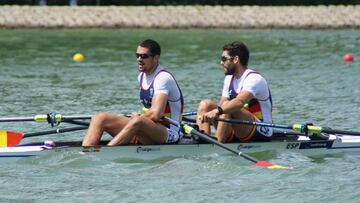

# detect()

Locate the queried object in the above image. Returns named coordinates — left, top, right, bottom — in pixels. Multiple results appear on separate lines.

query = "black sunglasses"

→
left=135, top=53, right=153, bottom=59
left=221, top=56, right=233, bottom=62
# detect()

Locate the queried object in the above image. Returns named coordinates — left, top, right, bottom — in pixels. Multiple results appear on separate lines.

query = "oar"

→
left=63, top=120, right=90, bottom=126
left=0, top=114, right=92, bottom=123
left=163, top=117, right=288, bottom=169
left=0, top=111, right=197, bottom=147
left=215, top=118, right=360, bottom=136
left=0, top=111, right=198, bottom=123
left=182, top=111, right=197, bottom=116
left=0, top=126, right=88, bottom=147
left=182, top=116, right=196, bottom=123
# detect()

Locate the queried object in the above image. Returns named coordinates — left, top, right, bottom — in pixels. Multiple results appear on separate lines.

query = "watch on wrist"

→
left=216, top=106, right=224, bottom=116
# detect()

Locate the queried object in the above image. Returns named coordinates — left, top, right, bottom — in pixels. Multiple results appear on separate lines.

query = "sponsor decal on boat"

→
left=136, top=147, right=161, bottom=153
left=237, top=144, right=261, bottom=150
left=299, top=141, right=334, bottom=149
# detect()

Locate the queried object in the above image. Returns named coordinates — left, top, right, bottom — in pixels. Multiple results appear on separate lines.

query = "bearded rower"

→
left=197, top=41, right=272, bottom=143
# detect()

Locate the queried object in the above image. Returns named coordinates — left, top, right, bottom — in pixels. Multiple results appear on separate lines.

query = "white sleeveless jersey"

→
left=222, top=68, right=273, bottom=137
left=138, top=65, right=184, bottom=143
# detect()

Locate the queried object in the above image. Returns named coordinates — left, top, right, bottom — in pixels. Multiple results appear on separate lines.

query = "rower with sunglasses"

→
left=82, top=39, right=184, bottom=146
left=196, top=41, right=273, bottom=143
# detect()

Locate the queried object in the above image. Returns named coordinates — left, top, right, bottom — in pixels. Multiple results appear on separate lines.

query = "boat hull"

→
left=1, top=134, right=360, bottom=163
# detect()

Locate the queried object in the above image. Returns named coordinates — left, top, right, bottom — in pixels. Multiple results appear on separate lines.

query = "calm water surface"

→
left=0, top=29, right=359, bottom=202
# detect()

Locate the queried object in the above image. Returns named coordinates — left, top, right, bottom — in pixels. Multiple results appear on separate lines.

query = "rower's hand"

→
left=199, top=109, right=218, bottom=123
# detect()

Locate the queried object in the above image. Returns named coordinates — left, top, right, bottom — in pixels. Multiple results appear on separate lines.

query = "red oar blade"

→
left=0, top=130, right=23, bottom=147
left=254, top=160, right=289, bottom=169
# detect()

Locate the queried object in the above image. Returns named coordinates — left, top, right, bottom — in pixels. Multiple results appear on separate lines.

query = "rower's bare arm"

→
left=201, top=92, right=253, bottom=122
left=143, top=93, right=167, bottom=121
left=218, top=96, right=228, bottom=106
left=200, top=96, right=228, bottom=122
left=221, top=91, right=253, bottom=114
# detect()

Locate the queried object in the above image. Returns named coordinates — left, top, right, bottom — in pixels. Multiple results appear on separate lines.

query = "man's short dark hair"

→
left=223, top=41, right=249, bottom=66
left=139, top=39, right=161, bottom=56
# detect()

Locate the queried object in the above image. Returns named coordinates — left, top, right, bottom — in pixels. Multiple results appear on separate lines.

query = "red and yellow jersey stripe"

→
left=243, top=99, right=262, bottom=120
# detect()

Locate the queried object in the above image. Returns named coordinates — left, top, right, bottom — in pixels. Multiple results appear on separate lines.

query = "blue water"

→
left=0, top=29, right=359, bottom=202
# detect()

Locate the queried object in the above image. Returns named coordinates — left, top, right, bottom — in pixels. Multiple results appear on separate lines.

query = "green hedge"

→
left=1, top=0, right=360, bottom=5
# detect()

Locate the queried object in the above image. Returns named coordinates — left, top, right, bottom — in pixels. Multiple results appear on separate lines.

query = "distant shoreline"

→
left=0, top=5, right=359, bottom=29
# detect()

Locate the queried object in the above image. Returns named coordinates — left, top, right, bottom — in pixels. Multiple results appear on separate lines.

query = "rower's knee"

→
left=92, top=112, right=110, bottom=123
left=197, top=99, right=216, bottom=113
left=127, top=115, right=143, bottom=130
left=91, top=112, right=116, bottom=131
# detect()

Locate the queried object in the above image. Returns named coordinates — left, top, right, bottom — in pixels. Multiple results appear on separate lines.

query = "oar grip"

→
left=183, top=125, right=193, bottom=134
left=34, top=114, right=63, bottom=123
left=34, top=115, right=49, bottom=122
left=307, top=125, right=322, bottom=134
left=292, top=124, right=322, bottom=134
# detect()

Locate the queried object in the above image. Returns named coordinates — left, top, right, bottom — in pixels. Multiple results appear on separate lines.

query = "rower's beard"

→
left=224, top=66, right=235, bottom=75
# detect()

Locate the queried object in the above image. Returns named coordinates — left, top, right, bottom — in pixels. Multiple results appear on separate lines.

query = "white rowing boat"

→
left=1, top=113, right=360, bottom=168
left=1, top=132, right=360, bottom=163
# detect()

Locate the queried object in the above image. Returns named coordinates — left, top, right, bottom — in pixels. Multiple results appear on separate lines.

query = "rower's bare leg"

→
left=231, top=109, right=257, bottom=141
left=82, top=112, right=130, bottom=146
left=213, top=100, right=232, bottom=142
left=196, top=99, right=217, bottom=135
left=215, top=113, right=232, bottom=143
left=107, top=115, right=167, bottom=145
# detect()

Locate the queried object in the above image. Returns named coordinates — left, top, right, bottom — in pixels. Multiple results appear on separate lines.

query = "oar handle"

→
left=292, top=124, right=322, bottom=134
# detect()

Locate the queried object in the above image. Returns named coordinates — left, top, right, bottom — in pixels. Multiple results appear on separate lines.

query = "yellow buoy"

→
left=73, top=53, right=85, bottom=62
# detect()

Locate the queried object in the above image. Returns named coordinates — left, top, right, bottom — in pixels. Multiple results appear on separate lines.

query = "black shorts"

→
left=228, top=125, right=271, bottom=142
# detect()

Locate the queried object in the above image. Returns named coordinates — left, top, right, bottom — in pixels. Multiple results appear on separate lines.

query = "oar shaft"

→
left=0, top=111, right=197, bottom=123
left=165, top=117, right=262, bottom=164
left=0, top=115, right=93, bottom=123
left=322, top=128, right=360, bottom=136
left=63, top=120, right=90, bottom=126
left=62, top=115, right=93, bottom=120
left=187, top=126, right=258, bottom=163
left=182, top=116, right=196, bottom=123
left=182, top=111, right=197, bottom=116
left=35, top=115, right=92, bottom=122
left=216, top=118, right=290, bottom=129
left=164, top=116, right=287, bottom=169
left=217, top=118, right=360, bottom=136
left=23, top=126, right=88, bottom=138
left=0, top=117, right=36, bottom=122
